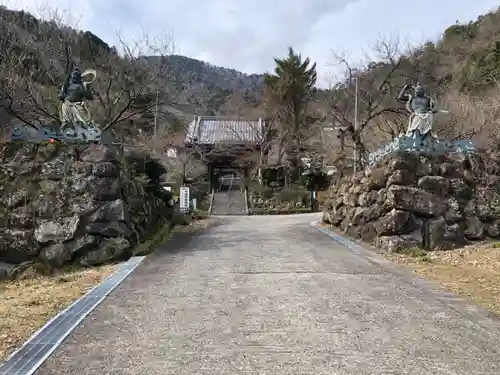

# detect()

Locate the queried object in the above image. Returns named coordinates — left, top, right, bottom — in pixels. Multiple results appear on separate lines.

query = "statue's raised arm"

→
left=59, top=71, right=70, bottom=101
left=397, top=84, right=411, bottom=103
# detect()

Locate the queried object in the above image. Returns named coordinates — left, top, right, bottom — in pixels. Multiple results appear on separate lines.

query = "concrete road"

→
left=36, top=214, right=500, bottom=375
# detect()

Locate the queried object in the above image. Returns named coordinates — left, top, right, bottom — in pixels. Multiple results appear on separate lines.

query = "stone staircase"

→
left=210, top=190, right=247, bottom=215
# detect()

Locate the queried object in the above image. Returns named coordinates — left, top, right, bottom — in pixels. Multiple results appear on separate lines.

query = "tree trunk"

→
left=339, top=131, right=345, bottom=151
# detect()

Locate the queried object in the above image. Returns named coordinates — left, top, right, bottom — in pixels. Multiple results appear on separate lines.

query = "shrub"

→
left=124, top=150, right=166, bottom=185
left=123, top=150, right=172, bottom=202
left=249, top=182, right=274, bottom=199
left=276, top=186, right=307, bottom=202
left=443, top=22, right=478, bottom=40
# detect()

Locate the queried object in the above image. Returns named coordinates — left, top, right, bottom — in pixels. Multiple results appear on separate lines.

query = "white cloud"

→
left=2, top=0, right=499, bottom=87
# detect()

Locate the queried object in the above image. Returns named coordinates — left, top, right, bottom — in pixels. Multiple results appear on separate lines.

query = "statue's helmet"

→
left=70, top=67, right=82, bottom=84
left=415, top=83, right=424, bottom=96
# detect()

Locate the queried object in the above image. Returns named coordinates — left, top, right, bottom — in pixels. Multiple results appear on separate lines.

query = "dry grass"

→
left=0, top=264, right=118, bottom=361
left=386, top=241, right=500, bottom=316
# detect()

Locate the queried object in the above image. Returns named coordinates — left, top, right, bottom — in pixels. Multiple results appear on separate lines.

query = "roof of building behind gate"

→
left=184, top=116, right=264, bottom=145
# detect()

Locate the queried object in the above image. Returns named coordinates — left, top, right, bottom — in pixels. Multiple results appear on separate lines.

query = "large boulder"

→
left=417, top=176, right=450, bottom=196
left=375, top=209, right=412, bottom=236
left=464, top=216, right=484, bottom=240
left=89, top=199, right=130, bottom=223
left=421, top=217, right=446, bottom=250
left=486, top=220, right=500, bottom=238
left=79, top=237, right=131, bottom=266
left=364, top=167, right=388, bottom=190
left=375, top=235, right=420, bottom=253
left=34, top=216, right=80, bottom=243
left=385, top=186, right=445, bottom=217
left=475, top=187, right=500, bottom=222
left=386, top=169, right=414, bottom=187
left=0, top=229, right=40, bottom=263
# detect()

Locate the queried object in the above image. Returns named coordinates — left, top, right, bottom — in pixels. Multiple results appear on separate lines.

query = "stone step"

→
left=211, top=191, right=247, bottom=216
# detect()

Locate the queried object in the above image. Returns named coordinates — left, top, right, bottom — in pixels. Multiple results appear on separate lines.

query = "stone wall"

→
left=0, top=142, right=172, bottom=279
left=322, top=151, right=500, bottom=253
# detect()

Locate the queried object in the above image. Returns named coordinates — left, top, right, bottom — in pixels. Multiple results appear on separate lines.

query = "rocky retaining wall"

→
left=322, top=151, right=500, bottom=252
left=0, top=142, right=172, bottom=279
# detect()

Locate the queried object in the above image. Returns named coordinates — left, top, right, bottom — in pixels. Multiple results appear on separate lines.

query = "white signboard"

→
left=180, top=186, right=190, bottom=212
left=192, top=198, right=197, bottom=211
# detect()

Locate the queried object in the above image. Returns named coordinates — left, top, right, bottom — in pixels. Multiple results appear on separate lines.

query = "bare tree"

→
left=328, top=36, right=411, bottom=168
left=438, top=88, right=500, bottom=147
left=0, top=7, right=45, bottom=129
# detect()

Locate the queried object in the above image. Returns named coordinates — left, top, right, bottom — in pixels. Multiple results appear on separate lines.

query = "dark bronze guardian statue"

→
left=58, top=64, right=101, bottom=143
left=397, top=83, right=440, bottom=139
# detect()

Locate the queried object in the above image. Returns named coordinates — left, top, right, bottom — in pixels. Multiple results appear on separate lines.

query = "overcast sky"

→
left=2, top=0, right=499, bottom=87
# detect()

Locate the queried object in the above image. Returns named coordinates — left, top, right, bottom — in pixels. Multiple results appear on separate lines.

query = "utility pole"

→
left=153, top=89, right=159, bottom=152
left=353, top=76, right=359, bottom=173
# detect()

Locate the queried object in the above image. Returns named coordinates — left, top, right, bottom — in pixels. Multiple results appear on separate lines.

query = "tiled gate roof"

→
left=184, top=116, right=264, bottom=145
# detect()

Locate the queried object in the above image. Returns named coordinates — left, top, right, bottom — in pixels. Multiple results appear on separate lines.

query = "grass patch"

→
left=0, top=264, right=117, bottom=361
left=386, top=241, right=500, bottom=316
left=249, top=207, right=313, bottom=215
left=134, top=222, right=172, bottom=256
left=395, top=247, right=431, bottom=262
left=134, top=212, right=210, bottom=254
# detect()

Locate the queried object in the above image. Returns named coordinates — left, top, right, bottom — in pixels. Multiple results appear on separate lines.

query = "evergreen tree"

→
left=264, top=47, right=317, bottom=181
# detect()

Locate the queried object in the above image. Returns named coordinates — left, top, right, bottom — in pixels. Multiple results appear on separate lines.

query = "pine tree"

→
left=264, top=47, right=317, bottom=181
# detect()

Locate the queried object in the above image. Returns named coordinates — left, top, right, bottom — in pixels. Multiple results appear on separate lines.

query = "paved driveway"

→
left=36, top=214, right=500, bottom=374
